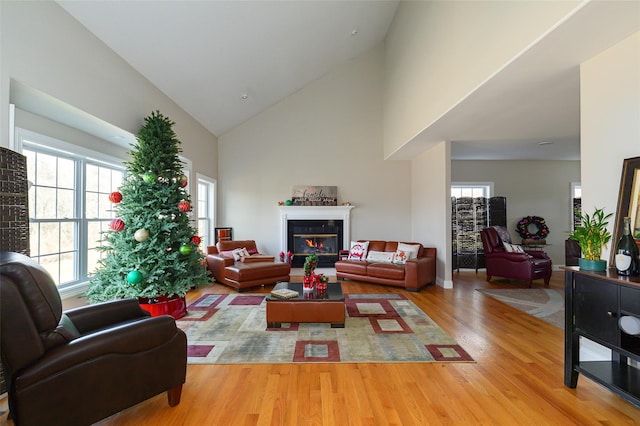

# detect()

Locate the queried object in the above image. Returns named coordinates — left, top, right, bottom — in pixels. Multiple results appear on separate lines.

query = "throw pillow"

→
left=397, top=243, right=420, bottom=260
left=392, top=250, right=408, bottom=265
left=348, top=241, right=369, bottom=260
left=219, top=250, right=236, bottom=259
left=503, top=243, right=526, bottom=253
left=513, top=244, right=526, bottom=253
left=492, top=226, right=512, bottom=244
left=366, top=250, right=394, bottom=263
left=231, top=247, right=250, bottom=260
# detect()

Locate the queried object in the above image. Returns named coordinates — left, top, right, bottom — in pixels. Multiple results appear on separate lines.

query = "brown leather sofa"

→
left=0, top=252, right=187, bottom=426
left=206, top=240, right=291, bottom=291
left=335, top=240, right=436, bottom=291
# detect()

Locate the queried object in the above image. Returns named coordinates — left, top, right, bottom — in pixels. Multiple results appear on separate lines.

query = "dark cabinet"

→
left=565, top=268, right=640, bottom=407
left=574, top=275, right=619, bottom=345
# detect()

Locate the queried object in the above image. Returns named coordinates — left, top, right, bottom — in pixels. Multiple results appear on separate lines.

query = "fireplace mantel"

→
left=280, top=206, right=353, bottom=255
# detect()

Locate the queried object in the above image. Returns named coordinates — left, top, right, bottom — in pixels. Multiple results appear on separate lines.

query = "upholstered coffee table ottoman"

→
left=266, top=282, right=345, bottom=328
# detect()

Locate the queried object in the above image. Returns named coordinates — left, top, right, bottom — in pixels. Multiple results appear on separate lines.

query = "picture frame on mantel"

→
left=291, top=185, right=337, bottom=206
left=610, top=156, right=640, bottom=266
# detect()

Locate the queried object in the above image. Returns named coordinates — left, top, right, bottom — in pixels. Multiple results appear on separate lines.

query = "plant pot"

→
left=302, top=275, right=314, bottom=291
left=578, top=258, right=607, bottom=272
left=138, top=294, right=187, bottom=319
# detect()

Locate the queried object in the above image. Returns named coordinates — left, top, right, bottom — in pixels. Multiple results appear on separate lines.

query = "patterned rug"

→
left=176, top=293, right=474, bottom=364
left=476, top=288, right=564, bottom=329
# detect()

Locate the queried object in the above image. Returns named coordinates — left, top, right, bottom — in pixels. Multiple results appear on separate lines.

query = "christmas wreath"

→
left=516, top=216, right=550, bottom=240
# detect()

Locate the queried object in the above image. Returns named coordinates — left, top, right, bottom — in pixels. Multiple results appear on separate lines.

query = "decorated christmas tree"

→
left=87, top=111, right=208, bottom=306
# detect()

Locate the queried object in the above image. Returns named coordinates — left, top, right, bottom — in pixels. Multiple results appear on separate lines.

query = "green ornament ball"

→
left=179, top=244, right=192, bottom=255
left=285, top=199, right=292, bottom=206
left=127, top=270, right=143, bottom=284
left=143, top=173, right=157, bottom=183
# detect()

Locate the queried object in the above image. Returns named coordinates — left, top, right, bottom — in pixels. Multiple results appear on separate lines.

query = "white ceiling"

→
left=55, top=1, right=640, bottom=161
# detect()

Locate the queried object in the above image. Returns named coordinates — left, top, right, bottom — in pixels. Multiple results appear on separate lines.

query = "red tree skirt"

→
left=139, top=294, right=187, bottom=319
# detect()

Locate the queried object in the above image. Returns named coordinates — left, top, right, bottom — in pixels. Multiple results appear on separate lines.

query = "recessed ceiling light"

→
left=351, top=29, right=358, bottom=36
left=241, top=93, right=248, bottom=100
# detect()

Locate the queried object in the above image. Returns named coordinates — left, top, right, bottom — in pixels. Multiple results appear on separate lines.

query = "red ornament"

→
left=191, top=235, right=202, bottom=245
left=178, top=174, right=188, bottom=188
left=178, top=201, right=191, bottom=212
left=109, top=218, right=125, bottom=231
left=108, top=191, right=122, bottom=203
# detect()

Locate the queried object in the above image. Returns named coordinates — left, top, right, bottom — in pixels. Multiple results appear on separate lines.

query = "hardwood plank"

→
left=3, top=271, right=640, bottom=425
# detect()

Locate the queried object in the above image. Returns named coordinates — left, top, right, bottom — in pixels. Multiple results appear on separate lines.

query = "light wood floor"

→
left=5, top=271, right=640, bottom=425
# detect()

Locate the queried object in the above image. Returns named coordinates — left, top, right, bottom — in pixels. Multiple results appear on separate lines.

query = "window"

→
left=19, top=129, right=124, bottom=288
left=451, top=183, right=492, bottom=198
left=197, top=175, right=216, bottom=249
left=571, top=182, right=582, bottom=231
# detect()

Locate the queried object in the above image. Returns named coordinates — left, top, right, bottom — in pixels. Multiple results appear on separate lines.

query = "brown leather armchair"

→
left=0, top=252, right=187, bottom=426
left=206, top=240, right=291, bottom=291
left=479, top=227, right=552, bottom=288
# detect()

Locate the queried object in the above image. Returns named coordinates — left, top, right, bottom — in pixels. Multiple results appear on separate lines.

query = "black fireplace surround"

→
left=287, top=219, right=343, bottom=268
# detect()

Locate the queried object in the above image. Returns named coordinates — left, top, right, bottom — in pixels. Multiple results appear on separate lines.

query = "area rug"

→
left=176, top=293, right=473, bottom=364
left=476, top=288, right=564, bottom=329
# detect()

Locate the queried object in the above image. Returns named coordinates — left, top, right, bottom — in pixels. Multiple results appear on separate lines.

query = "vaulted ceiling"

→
left=55, top=1, right=639, bottom=160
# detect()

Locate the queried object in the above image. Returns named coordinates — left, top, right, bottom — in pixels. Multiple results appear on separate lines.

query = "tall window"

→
left=451, top=183, right=492, bottom=198
left=85, top=163, right=123, bottom=276
left=20, top=130, right=124, bottom=287
left=197, top=176, right=216, bottom=249
left=571, top=182, right=582, bottom=231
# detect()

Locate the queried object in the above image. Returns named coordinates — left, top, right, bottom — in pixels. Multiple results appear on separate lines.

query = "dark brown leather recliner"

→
left=0, top=252, right=187, bottom=426
left=565, top=238, right=581, bottom=266
left=480, top=227, right=552, bottom=288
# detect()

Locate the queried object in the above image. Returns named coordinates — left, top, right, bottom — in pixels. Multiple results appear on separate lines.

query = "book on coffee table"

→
left=270, top=288, right=299, bottom=299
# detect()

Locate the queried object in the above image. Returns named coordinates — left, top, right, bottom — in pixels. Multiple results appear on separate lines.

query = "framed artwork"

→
left=291, top=185, right=337, bottom=206
left=610, top=156, right=640, bottom=265
left=214, top=227, right=233, bottom=244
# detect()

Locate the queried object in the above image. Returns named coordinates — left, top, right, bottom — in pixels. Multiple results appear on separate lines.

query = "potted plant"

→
left=567, top=207, right=613, bottom=271
left=302, top=253, right=319, bottom=290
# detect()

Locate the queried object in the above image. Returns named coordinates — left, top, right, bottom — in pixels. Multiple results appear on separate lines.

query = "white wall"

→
left=413, top=142, right=452, bottom=288
left=581, top=32, right=640, bottom=263
left=218, top=46, right=413, bottom=256
left=383, top=0, right=580, bottom=156
left=14, top=109, right=129, bottom=161
left=0, top=1, right=217, bottom=180
left=452, top=160, right=581, bottom=266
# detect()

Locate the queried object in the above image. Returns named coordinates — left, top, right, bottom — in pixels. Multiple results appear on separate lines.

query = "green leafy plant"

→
left=303, top=253, right=319, bottom=276
left=567, top=207, right=613, bottom=261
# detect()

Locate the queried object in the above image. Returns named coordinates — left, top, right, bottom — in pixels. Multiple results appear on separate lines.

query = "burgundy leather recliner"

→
left=0, top=252, right=187, bottom=426
left=479, top=227, right=552, bottom=288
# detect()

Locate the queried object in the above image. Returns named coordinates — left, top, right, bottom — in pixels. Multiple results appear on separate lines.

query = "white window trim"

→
left=196, top=173, right=216, bottom=247
left=451, top=182, right=494, bottom=198
left=17, top=127, right=126, bottom=298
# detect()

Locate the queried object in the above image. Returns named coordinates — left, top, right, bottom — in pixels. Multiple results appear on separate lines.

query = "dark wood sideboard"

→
left=564, top=267, right=640, bottom=407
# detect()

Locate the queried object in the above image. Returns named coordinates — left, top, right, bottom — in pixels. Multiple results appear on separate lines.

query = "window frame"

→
left=571, top=182, right=582, bottom=231
left=196, top=174, right=216, bottom=249
left=15, top=128, right=126, bottom=295
left=451, top=182, right=493, bottom=198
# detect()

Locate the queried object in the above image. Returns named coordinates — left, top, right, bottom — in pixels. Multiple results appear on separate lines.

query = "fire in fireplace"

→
left=287, top=219, right=343, bottom=267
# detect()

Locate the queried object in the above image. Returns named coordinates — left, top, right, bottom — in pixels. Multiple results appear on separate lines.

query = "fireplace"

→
left=288, top=220, right=343, bottom=267
left=280, top=205, right=354, bottom=268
